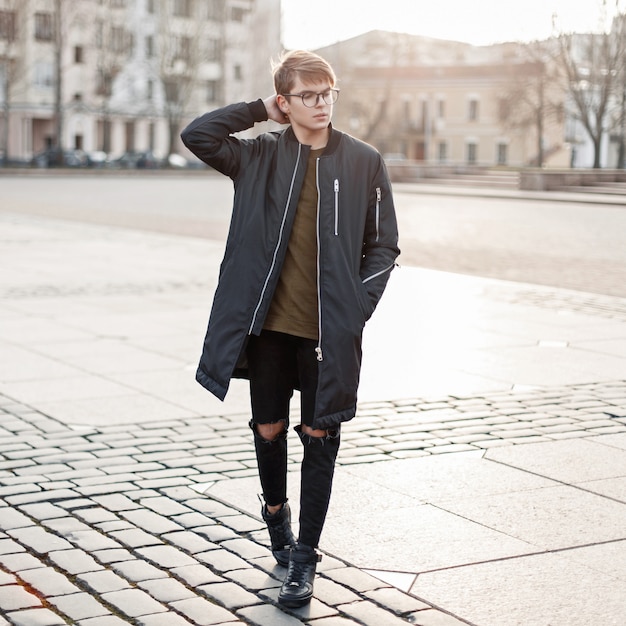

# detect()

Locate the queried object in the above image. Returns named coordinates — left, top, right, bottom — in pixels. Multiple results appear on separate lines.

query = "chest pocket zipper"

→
left=375, top=187, right=381, bottom=242
left=334, top=179, right=339, bottom=236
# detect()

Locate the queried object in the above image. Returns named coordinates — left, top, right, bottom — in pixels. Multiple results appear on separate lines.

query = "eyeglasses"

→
left=282, top=88, right=340, bottom=108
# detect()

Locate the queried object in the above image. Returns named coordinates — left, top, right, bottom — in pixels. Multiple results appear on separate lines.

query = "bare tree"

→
left=0, top=0, right=23, bottom=164
left=155, top=0, right=225, bottom=157
left=556, top=2, right=626, bottom=168
left=499, top=43, right=564, bottom=167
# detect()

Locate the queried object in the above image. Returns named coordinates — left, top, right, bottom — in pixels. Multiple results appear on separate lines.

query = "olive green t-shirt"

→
left=263, top=147, right=324, bottom=340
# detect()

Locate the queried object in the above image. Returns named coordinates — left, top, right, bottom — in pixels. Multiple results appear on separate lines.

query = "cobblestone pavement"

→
left=2, top=380, right=626, bottom=626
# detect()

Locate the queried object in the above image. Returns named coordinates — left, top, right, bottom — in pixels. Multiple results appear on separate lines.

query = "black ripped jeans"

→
left=247, top=330, right=340, bottom=549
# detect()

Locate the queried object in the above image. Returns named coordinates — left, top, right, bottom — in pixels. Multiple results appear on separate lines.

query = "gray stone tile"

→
left=323, top=503, right=534, bottom=572
left=412, top=550, right=626, bottom=626
left=4, top=608, right=67, bottom=625
left=437, top=485, right=626, bottom=549
left=486, top=438, right=626, bottom=483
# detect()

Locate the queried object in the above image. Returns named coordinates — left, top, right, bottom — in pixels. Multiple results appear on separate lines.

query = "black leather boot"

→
left=278, top=543, right=322, bottom=607
left=261, top=501, right=296, bottom=567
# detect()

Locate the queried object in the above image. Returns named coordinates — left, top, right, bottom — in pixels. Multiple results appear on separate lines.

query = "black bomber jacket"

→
left=181, top=99, right=400, bottom=430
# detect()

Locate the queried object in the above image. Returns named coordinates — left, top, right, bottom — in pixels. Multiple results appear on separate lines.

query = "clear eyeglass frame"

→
left=282, top=88, right=340, bottom=108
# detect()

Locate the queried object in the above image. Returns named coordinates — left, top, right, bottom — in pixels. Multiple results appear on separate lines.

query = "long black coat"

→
left=181, top=99, right=400, bottom=430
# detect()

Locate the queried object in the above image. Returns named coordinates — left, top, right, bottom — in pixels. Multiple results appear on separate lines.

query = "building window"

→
left=0, top=10, right=17, bottom=42
left=231, top=6, right=246, bottom=21
left=496, top=142, right=508, bottom=165
left=146, top=35, right=154, bottom=58
left=438, top=141, right=447, bottom=162
left=468, top=98, right=479, bottom=121
left=111, top=26, right=129, bottom=53
left=173, top=36, right=192, bottom=61
left=34, top=12, right=54, bottom=41
left=205, top=38, right=219, bottom=61
left=111, top=0, right=126, bottom=7
left=147, top=0, right=155, bottom=13
left=96, top=69, right=114, bottom=96
left=34, top=62, right=54, bottom=87
left=467, top=142, right=477, bottom=164
left=233, top=64, right=242, bottom=81
left=74, top=46, right=84, bottom=63
left=437, top=98, right=445, bottom=118
left=148, top=122, right=155, bottom=150
left=73, top=93, right=83, bottom=102
left=498, top=98, right=509, bottom=123
left=74, top=134, right=83, bottom=150
left=164, top=79, right=179, bottom=103
left=206, top=80, right=218, bottom=103
left=206, top=0, right=221, bottom=19
left=173, top=0, right=193, bottom=17
left=147, top=79, right=153, bottom=100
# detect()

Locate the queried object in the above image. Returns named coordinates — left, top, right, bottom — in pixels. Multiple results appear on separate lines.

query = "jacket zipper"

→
left=248, top=144, right=303, bottom=334
left=333, top=178, right=339, bottom=236
left=363, top=262, right=396, bottom=284
left=375, top=187, right=381, bottom=242
left=315, top=158, right=323, bottom=361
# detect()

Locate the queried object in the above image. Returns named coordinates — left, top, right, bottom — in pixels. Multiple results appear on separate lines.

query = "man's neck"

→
left=292, top=126, right=330, bottom=151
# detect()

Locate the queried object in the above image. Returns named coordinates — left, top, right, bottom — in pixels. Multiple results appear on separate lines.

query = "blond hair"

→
left=272, top=50, right=336, bottom=95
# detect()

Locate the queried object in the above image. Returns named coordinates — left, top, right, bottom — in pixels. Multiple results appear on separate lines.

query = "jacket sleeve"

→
left=180, top=99, right=269, bottom=179
left=359, top=157, right=400, bottom=317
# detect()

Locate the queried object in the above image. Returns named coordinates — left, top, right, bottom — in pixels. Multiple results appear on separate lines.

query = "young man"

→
left=181, top=50, right=399, bottom=608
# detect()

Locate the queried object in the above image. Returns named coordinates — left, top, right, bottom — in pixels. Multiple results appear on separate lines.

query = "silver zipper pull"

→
left=315, top=346, right=323, bottom=361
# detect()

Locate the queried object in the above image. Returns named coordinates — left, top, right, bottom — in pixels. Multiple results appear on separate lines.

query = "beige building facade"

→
left=0, top=0, right=280, bottom=163
left=318, top=32, right=569, bottom=168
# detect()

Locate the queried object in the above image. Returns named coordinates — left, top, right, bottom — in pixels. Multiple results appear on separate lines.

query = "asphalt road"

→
left=1, top=173, right=625, bottom=297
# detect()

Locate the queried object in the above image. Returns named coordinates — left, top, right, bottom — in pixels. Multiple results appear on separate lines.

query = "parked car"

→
left=109, top=150, right=163, bottom=169
left=31, top=148, right=90, bottom=168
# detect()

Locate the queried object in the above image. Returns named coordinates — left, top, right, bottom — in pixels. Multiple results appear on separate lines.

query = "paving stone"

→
left=162, top=530, right=218, bottom=553
left=5, top=489, right=82, bottom=505
left=0, top=538, right=26, bottom=555
left=110, top=559, right=168, bottom=582
left=324, top=567, right=387, bottom=593
left=224, top=568, right=282, bottom=592
left=0, top=508, right=35, bottom=530
left=8, top=527, right=73, bottom=554
left=0, top=584, right=41, bottom=611
left=92, top=548, right=135, bottom=564
left=136, top=545, right=198, bottom=568
left=20, top=567, right=81, bottom=596
left=407, top=609, right=470, bottom=625
left=91, top=494, right=141, bottom=511
left=109, top=528, right=163, bottom=548
left=195, top=548, right=251, bottom=573
left=4, top=608, right=67, bottom=625
left=119, top=509, right=183, bottom=534
left=194, top=524, right=240, bottom=543
left=48, top=592, right=110, bottom=621
left=75, top=616, right=129, bottom=625
left=139, top=496, right=193, bottom=516
left=197, top=581, right=262, bottom=609
left=170, top=564, right=224, bottom=586
left=136, top=613, right=195, bottom=626
left=169, top=596, right=238, bottom=625
left=137, top=577, right=197, bottom=602
left=337, top=599, right=411, bottom=625
left=0, top=551, right=44, bottom=571
left=78, top=570, right=132, bottom=593
left=237, top=604, right=305, bottom=625
left=47, top=549, right=104, bottom=575
left=100, top=588, right=168, bottom=618
left=314, top=577, right=361, bottom=605
left=220, top=538, right=271, bottom=560
left=364, top=586, right=431, bottom=613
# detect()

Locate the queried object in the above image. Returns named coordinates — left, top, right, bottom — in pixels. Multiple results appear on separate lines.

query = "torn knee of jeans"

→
left=295, top=424, right=340, bottom=445
left=249, top=419, right=288, bottom=443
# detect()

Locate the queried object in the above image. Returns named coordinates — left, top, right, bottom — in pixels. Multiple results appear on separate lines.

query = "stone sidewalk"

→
left=1, top=208, right=626, bottom=625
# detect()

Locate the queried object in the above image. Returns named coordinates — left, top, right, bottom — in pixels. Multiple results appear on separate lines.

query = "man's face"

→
left=279, top=77, right=334, bottom=136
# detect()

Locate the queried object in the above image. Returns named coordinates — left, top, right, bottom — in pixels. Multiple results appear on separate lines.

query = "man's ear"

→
left=276, top=94, right=289, bottom=113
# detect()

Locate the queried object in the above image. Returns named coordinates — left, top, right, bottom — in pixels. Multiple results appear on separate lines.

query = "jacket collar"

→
left=283, top=124, right=342, bottom=156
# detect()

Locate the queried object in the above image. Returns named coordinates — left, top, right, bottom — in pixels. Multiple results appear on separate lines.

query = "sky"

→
left=281, top=0, right=623, bottom=50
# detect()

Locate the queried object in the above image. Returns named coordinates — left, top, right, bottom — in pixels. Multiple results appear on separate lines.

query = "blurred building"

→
left=317, top=31, right=570, bottom=168
left=0, top=0, right=281, bottom=163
